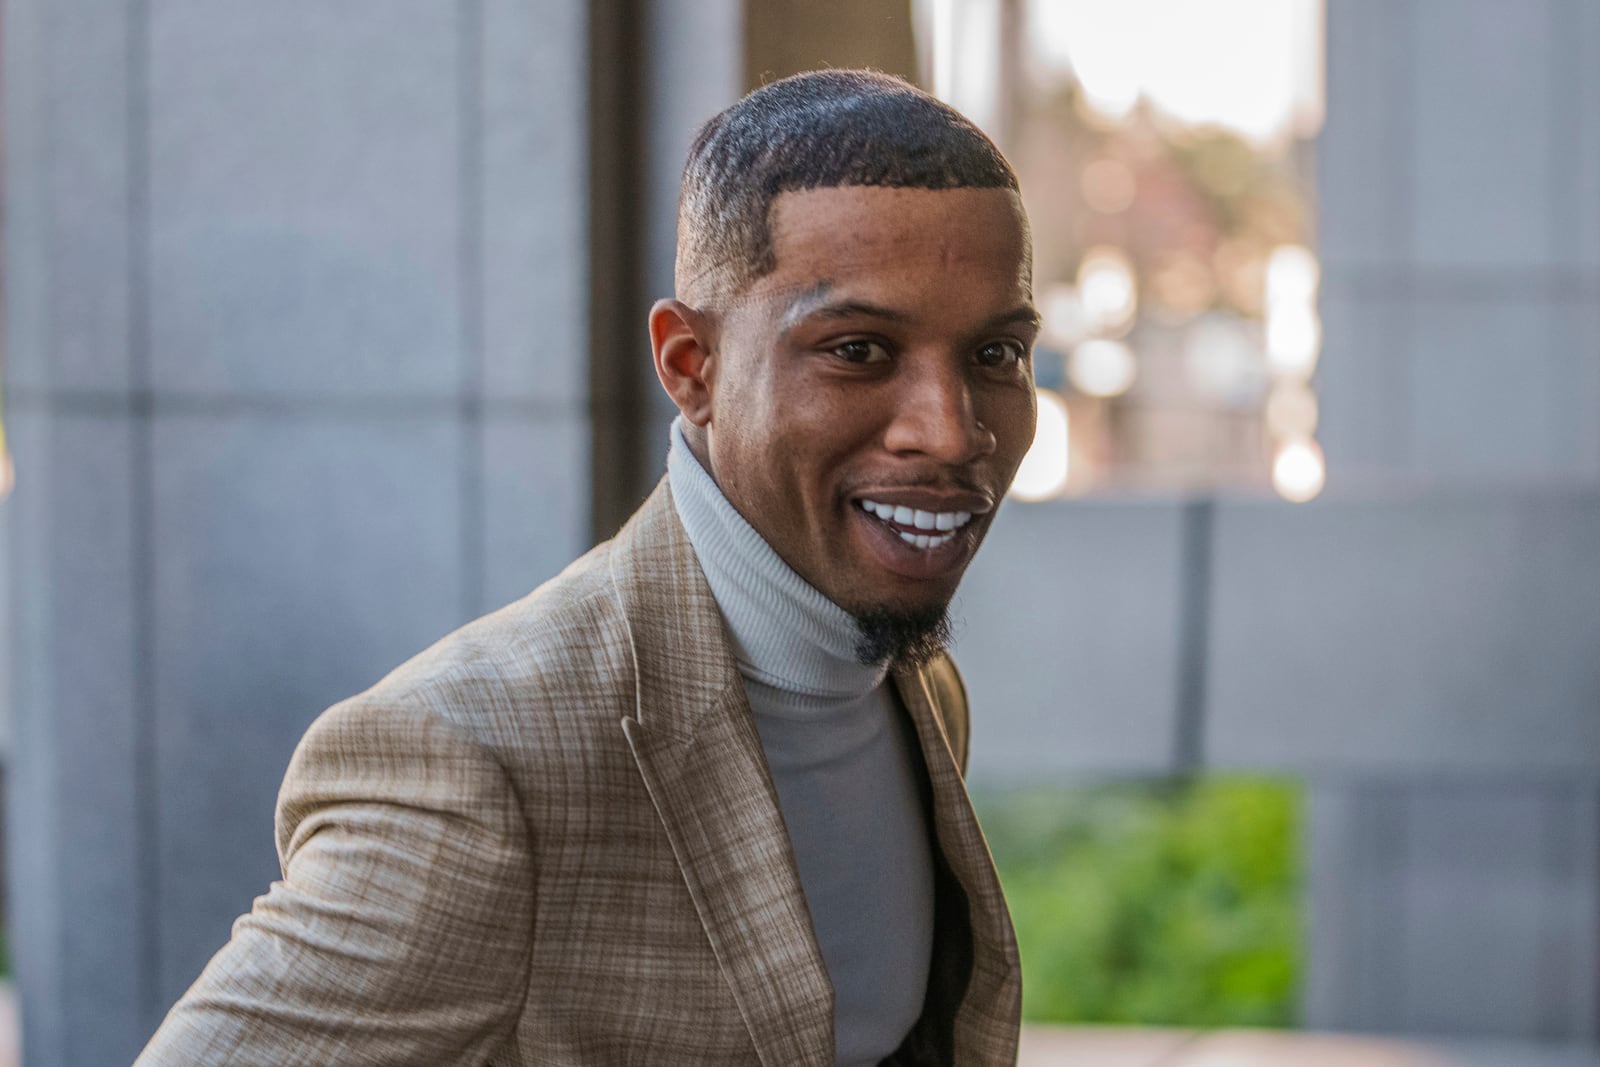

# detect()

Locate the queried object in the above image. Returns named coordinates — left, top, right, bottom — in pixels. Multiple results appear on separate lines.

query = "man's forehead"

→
left=764, top=186, right=1025, bottom=270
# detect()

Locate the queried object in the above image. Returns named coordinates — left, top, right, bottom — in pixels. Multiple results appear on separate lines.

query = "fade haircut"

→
left=675, top=69, right=1021, bottom=306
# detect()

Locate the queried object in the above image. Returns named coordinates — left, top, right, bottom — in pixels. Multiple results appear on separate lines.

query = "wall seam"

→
left=1394, top=0, right=1418, bottom=473
left=458, top=0, right=486, bottom=621
left=1171, top=497, right=1213, bottom=774
left=1550, top=0, right=1581, bottom=477
left=126, top=0, right=159, bottom=1033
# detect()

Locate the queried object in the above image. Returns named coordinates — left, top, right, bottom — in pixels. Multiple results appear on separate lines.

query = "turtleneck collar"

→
left=667, top=418, right=888, bottom=702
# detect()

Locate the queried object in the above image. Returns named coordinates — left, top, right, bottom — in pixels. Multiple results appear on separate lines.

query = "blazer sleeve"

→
left=926, top=653, right=972, bottom=775
left=136, top=696, right=536, bottom=1066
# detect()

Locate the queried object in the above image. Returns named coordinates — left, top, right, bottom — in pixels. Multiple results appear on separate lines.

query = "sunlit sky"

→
left=924, top=0, right=1324, bottom=146
left=1029, top=0, right=1324, bottom=144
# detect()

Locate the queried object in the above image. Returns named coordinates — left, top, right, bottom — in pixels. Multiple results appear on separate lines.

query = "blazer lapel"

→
left=892, top=662, right=1023, bottom=1057
left=611, top=482, right=834, bottom=1067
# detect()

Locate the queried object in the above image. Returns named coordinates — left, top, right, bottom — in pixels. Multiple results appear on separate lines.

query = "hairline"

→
left=674, top=70, right=1021, bottom=308
left=691, top=184, right=1030, bottom=312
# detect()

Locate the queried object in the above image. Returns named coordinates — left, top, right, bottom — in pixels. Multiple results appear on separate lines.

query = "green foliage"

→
left=973, top=777, right=1301, bottom=1027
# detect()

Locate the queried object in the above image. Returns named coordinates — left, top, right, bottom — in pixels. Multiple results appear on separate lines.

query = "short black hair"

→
left=675, top=69, right=1020, bottom=304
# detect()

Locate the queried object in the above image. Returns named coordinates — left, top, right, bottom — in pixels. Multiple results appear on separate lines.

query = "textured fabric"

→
left=135, top=479, right=1021, bottom=1066
left=668, top=420, right=934, bottom=1064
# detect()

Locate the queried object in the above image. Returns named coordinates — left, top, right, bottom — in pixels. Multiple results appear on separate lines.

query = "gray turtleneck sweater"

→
left=667, top=420, right=935, bottom=1067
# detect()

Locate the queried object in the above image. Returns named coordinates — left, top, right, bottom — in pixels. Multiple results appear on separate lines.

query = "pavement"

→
left=1019, top=1026, right=1600, bottom=1066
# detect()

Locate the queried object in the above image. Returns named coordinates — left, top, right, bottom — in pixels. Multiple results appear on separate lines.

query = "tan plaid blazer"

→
left=137, top=480, right=1022, bottom=1065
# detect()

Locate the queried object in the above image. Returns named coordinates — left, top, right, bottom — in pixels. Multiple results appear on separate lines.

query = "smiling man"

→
left=140, top=69, right=1036, bottom=1066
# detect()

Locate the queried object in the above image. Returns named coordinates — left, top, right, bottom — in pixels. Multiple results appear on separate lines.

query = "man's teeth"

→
left=858, top=498, right=974, bottom=548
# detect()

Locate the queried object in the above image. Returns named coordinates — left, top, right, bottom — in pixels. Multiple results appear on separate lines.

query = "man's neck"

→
left=666, top=418, right=887, bottom=700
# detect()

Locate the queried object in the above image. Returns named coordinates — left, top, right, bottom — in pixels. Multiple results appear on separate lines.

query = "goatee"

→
left=851, top=604, right=953, bottom=668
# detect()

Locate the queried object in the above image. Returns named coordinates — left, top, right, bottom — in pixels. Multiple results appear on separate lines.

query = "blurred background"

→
left=1, top=1, right=1597, bottom=1064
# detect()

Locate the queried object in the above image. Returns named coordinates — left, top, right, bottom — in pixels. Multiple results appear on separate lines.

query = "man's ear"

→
left=649, top=299, right=718, bottom=427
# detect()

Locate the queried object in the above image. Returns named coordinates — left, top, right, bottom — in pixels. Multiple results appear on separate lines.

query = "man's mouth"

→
left=856, top=498, right=975, bottom=550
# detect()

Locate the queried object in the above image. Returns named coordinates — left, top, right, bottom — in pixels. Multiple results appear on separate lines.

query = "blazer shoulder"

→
left=337, top=539, right=636, bottom=747
left=924, top=652, right=971, bottom=774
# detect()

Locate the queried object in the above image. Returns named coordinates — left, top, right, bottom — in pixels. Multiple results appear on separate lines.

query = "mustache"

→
left=846, top=471, right=991, bottom=496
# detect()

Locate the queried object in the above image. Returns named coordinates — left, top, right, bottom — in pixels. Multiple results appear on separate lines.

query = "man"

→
left=139, top=68, right=1039, bottom=1066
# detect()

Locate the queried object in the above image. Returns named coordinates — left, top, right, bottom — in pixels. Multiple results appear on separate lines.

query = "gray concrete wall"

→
left=954, top=491, right=1600, bottom=1040
left=2, top=2, right=590, bottom=1063
left=958, top=493, right=1600, bottom=781
left=1318, top=0, right=1600, bottom=487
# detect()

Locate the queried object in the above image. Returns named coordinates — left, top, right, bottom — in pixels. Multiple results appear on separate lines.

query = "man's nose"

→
left=882, top=360, right=997, bottom=464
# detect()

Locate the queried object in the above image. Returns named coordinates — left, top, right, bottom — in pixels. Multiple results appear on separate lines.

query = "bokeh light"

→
left=1184, top=312, right=1266, bottom=403
left=1077, top=247, right=1138, bottom=336
left=1265, top=302, right=1321, bottom=378
left=1011, top=389, right=1071, bottom=501
left=0, top=418, right=11, bottom=503
left=1040, top=283, right=1091, bottom=350
left=1272, top=438, right=1326, bottom=502
left=1070, top=339, right=1138, bottom=398
left=1266, top=243, right=1320, bottom=305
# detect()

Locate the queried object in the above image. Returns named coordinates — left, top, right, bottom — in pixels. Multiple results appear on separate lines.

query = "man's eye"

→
left=833, top=340, right=892, bottom=364
left=976, top=340, right=1026, bottom=368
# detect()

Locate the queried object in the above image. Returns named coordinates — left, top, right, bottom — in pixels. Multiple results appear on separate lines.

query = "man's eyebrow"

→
left=777, top=290, right=1042, bottom=337
left=778, top=290, right=912, bottom=337
left=986, top=305, right=1043, bottom=331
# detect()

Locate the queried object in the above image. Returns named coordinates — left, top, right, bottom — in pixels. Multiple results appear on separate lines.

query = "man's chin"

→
left=850, top=602, right=953, bottom=668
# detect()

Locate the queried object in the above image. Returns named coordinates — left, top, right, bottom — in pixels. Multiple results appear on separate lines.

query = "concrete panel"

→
left=1303, top=784, right=1409, bottom=1031
left=147, top=1, right=462, bottom=398
left=953, top=500, right=1186, bottom=780
left=1206, top=495, right=1600, bottom=774
left=1, top=0, right=133, bottom=393
left=1542, top=786, right=1600, bottom=1038
left=1585, top=300, right=1600, bottom=481
left=1562, top=0, right=1600, bottom=271
left=1317, top=281, right=1410, bottom=476
left=1555, top=297, right=1600, bottom=485
left=2, top=409, right=66, bottom=1067
left=481, top=413, right=591, bottom=612
left=4, top=411, right=150, bottom=1066
left=1410, top=0, right=1559, bottom=269
left=1317, top=0, right=1411, bottom=268
left=149, top=412, right=468, bottom=1004
left=1306, top=782, right=1600, bottom=1041
left=1, top=0, right=50, bottom=392
left=1401, top=787, right=1556, bottom=1038
left=481, top=0, right=588, bottom=403
left=44, top=0, right=135, bottom=392
left=1407, top=296, right=1592, bottom=481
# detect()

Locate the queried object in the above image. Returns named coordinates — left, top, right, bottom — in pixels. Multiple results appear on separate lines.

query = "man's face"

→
left=698, top=186, right=1038, bottom=620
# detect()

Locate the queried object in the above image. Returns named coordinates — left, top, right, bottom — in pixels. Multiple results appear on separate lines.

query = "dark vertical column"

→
left=458, top=0, right=487, bottom=618
left=742, top=0, right=917, bottom=89
left=1171, top=497, right=1213, bottom=774
left=586, top=0, right=648, bottom=541
left=127, top=0, right=159, bottom=1034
